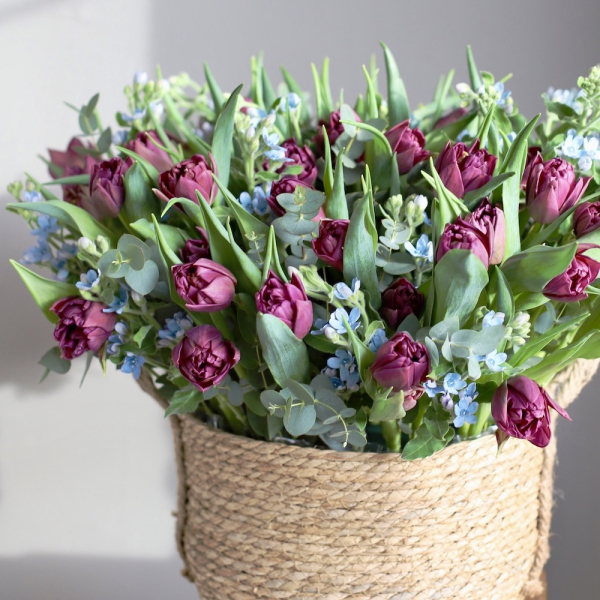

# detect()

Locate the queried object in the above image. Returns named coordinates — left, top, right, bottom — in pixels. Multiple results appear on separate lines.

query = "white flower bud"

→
left=414, top=194, right=428, bottom=211
left=78, top=237, right=95, bottom=253
left=324, top=326, right=337, bottom=340
left=134, top=71, right=148, bottom=86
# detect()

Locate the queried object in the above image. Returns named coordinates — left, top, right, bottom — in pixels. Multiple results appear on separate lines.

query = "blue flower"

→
left=103, top=288, right=128, bottom=314
left=483, top=349, right=507, bottom=372
left=252, top=186, right=270, bottom=216
left=333, top=278, right=360, bottom=300
left=328, top=307, right=361, bottom=334
left=277, top=93, right=301, bottom=112
left=493, top=81, right=511, bottom=107
left=405, top=234, right=433, bottom=262
left=121, top=352, right=145, bottom=379
left=120, top=108, right=146, bottom=123
left=453, top=398, right=479, bottom=428
left=157, top=311, right=193, bottom=347
left=31, top=215, right=60, bottom=240
left=321, top=367, right=345, bottom=390
left=134, top=71, right=148, bottom=85
left=22, top=240, right=52, bottom=264
left=368, top=328, right=388, bottom=353
left=262, top=128, right=281, bottom=148
left=76, top=269, right=100, bottom=291
left=112, top=130, right=129, bottom=146
left=107, top=322, right=128, bottom=355
left=424, top=379, right=444, bottom=398
left=443, top=372, right=467, bottom=395
left=325, top=350, right=360, bottom=390
left=52, top=258, right=69, bottom=281
left=459, top=382, right=478, bottom=403
left=22, top=189, right=43, bottom=203
left=149, top=101, right=164, bottom=118
left=238, top=191, right=253, bottom=213
left=547, top=87, right=584, bottom=111
left=482, top=310, right=505, bottom=328
left=561, top=129, right=585, bottom=159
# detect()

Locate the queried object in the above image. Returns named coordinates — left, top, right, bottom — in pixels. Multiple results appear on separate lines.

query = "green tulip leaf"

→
left=380, top=42, right=410, bottom=126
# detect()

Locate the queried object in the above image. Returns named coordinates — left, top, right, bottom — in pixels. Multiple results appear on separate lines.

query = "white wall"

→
left=1, top=1, right=599, bottom=599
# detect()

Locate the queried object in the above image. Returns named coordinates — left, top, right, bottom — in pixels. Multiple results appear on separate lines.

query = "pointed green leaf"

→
left=466, top=45, right=483, bottom=90
left=256, top=313, right=310, bottom=387
left=165, top=387, right=204, bottom=417
left=204, top=63, right=224, bottom=113
left=162, top=94, right=211, bottom=156
left=11, top=260, right=79, bottom=323
left=281, top=67, right=310, bottom=123
left=325, top=150, right=348, bottom=219
left=380, top=42, right=409, bottom=126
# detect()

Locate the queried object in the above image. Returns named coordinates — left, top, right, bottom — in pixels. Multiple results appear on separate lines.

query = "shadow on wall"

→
left=0, top=554, right=198, bottom=600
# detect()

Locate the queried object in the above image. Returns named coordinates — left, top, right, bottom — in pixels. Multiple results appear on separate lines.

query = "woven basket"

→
left=138, top=359, right=599, bottom=600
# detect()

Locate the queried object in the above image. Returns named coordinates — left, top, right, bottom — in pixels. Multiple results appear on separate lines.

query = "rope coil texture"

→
left=138, top=358, right=599, bottom=600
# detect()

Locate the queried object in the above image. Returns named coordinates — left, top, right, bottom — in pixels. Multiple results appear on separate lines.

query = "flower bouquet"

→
left=8, top=45, right=600, bottom=599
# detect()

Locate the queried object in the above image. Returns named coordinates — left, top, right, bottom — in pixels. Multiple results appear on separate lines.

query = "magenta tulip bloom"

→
left=492, top=376, right=570, bottom=448
left=435, top=139, right=497, bottom=198
left=125, top=130, right=173, bottom=173
left=172, top=259, right=236, bottom=312
left=385, top=120, right=430, bottom=174
left=437, top=217, right=492, bottom=267
left=314, top=108, right=361, bottom=157
left=156, top=154, right=218, bottom=204
left=312, top=218, right=349, bottom=271
left=465, top=198, right=506, bottom=265
left=276, top=139, right=317, bottom=185
left=526, top=157, right=591, bottom=224
left=573, top=201, right=600, bottom=238
left=267, top=177, right=312, bottom=216
left=51, top=297, right=117, bottom=359
left=543, top=245, right=600, bottom=302
left=82, top=157, right=130, bottom=220
left=172, top=325, right=240, bottom=392
left=48, top=137, right=90, bottom=178
left=370, top=332, right=430, bottom=393
left=180, top=228, right=211, bottom=263
left=433, top=107, right=469, bottom=130
left=255, top=270, right=313, bottom=339
left=381, top=278, right=425, bottom=330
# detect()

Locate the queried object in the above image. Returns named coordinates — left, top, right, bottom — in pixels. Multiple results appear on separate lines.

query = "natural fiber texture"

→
left=139, top=359, right=599, bottom=599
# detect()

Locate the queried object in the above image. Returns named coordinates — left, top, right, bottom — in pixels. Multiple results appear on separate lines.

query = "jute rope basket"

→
left=138, top=359, right=599, bottom=600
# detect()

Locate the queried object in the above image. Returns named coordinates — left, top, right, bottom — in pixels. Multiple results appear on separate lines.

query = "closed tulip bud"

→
left=385, top=120, right=430, bottom=174
left=311, top=219, right=350, bottom=271
left=573, top=201, right=600, bottom=237
left=125, top=130, right=174, bottom=173
left=180, top=228, right=211, bottom=263
left=380, top=278, right=425, bottom=330
left=543, top=244, right=600, bottom=302
left=255, top=270, right=313, bottom=339
left=83, top=157, right=130, bottom=220
left=275, top=139, right=318, bottom=185
left=437, top=217, right=492, bottom=268
left=156, top=154, right=218, bottom=205
left=370, top=332, right=430, bottom=393
left=172, top=259, right=236, bottom=312
left=435, top=139, right=497, bottom=199
left=526, top=157, right=591, bottom=224
left=465, top=198, right=506, bottom=265
left=492, top=376, right=570, bottom=448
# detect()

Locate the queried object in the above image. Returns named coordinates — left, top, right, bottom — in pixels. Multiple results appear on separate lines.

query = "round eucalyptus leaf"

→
left=281, top=213, right=318, bottom=236
left=117, top=233, right=152, bottom=259
left=98, top=249, right=129, bottom=278
left=284, top=399, right=316, bottom=437
left=125, top=243, right=146, bottom=270
left=124, top=259, right=159, bottom=295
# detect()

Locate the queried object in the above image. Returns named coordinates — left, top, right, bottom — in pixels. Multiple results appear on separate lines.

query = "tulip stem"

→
left=468, top=402, right=491, bottom=437
left=381, top=420, right=401, bottom=452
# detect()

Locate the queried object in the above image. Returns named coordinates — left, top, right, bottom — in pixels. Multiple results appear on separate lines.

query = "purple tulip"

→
left=311, top=218, right=349, bottom=271
left=255, top=270, right=313, bottom=339
left=172, top=325, right=240, bottom=392
left=574, top=201, right=600, bottom=238
left=435, top=139, right=497, bottom=198
left=492, top=376, right=570, bottom=448
left=520, top=147, right=542, bottom=190
left=381, top=278, right=425, bottom=330
left=50, top=297, right=117, bottom=360
left=314, top=108, right=361, bottom=157
left=437, top=217, right=491, bottom=267
left=48, top=137, right=90, bottom=178
left=526, top=157, right=591, bottom=224
left=370, top=332, right=430, bottom=393
left=385, top=120, right=430, bottom=174
left=465, top=198, right=506, bottom=265
left=180, top=228, right=211, bottom=263
left=433, top=107, right=469, bottom=130
left=276, top=139, right=317, bottom=185
left=543, top=244, right=600, bottom=302
left=82, top=157, right=130, bottom=220
left=156, top=154, right=218, bottom=205
left=125, top=130, right=174, bottom=173
left=267, top=177, right=312, bottom=216
left=172, top=259, right=236, bottom=312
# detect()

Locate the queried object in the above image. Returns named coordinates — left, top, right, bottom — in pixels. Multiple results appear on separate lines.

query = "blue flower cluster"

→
left=121, top=352, right=145, bottom=379
left=107, top=322, right=129, bottom=355
left=157, top=311, right=193, bottom=348
left=560, top=129, right=600, bottom=172
left=238, top=184, right=271, bottom=216
left=103, top=288, right=129, bottom=315
left=22, top=215, right=61, bottom=266
left=322, top=350, right=360, bottom=391
left=405, top=234, right=433, bottom=263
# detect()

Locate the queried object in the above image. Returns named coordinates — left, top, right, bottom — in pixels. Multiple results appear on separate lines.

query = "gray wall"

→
left=1, top=1, right=599, bottom=598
